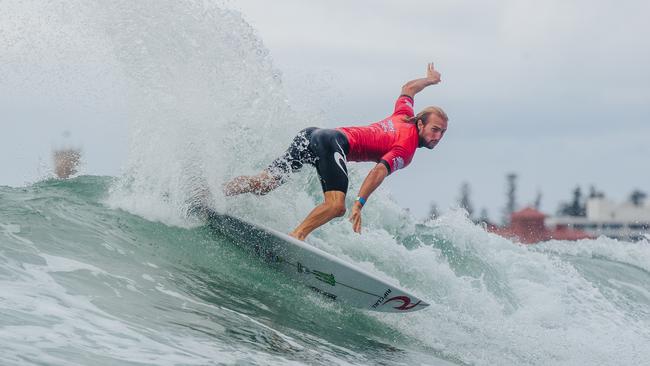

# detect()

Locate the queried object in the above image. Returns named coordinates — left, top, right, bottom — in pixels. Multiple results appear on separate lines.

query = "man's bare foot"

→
left=288, top=231, right=306, bottom=241
left=223, top=172, right=281, bottom=196
left=223, top=177, right=251, bottom=196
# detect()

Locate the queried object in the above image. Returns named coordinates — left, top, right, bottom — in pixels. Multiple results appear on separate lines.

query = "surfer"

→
left=224, top=63, right=447, bottom=240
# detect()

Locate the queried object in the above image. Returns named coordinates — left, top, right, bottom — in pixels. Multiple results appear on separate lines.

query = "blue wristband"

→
left=356, top=196, right=367, bottom=207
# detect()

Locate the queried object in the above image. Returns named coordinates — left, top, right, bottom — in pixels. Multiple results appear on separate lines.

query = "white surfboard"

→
left=204, top=209, right=429, bottom=313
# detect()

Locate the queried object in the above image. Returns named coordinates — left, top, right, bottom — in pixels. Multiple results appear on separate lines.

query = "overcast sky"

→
left=2, top=0, right=649, bottom=220
left=227, top=0, right=650, bottom=219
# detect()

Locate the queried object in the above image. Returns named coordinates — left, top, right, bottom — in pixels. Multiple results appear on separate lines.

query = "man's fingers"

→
left=427, top=62, right=439, bottom=81
left=350, top=213, right=361, bottom=233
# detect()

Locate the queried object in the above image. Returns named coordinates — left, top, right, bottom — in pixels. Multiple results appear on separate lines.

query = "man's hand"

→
left=348, top=163, right=388, bottom=234
left=349, top=202, right=363, bottom=234
left=402, top=62, right=442, bottom=98
left=426, top=62, right=441, bottom=84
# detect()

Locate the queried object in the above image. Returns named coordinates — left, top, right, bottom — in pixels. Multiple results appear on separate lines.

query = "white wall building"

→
left=546, top=198, right=650, bottom=241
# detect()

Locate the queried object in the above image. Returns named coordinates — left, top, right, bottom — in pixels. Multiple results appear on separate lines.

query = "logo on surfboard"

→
left=372, top=289, right=421, bottom=311
left=372, top=288, right=392, bottom=309
left=382, top=296, right=421, bottom=311
left=297, top=262, right=336, bottom=286
left=313, top=270, right=336, bottom=286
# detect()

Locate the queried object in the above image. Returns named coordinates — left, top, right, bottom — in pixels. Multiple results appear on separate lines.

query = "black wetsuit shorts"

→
left=267, top=127, right=350, bottom=193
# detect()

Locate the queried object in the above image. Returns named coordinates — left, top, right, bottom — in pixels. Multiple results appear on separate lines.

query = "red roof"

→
left=549, top=225, right=594, bottom=241
left=488, top=207, right=593, bottom=244
left=512, top=207, right=546, bottom=219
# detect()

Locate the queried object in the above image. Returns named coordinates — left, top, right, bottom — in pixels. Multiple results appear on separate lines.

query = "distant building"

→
left=489, top=207, right=593, bottom=244
left=53, top=148, right=81, bottom=179
left=546, top=197, right=650, bottom=241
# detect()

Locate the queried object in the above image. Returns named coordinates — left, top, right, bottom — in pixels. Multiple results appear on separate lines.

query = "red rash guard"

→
left=337, top=95, right=418, bottom=174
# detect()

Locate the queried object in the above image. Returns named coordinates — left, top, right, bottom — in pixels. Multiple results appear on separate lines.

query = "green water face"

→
left=1, top=177, right=455, bottom=365
left=3, top=177, right=650, bottom=365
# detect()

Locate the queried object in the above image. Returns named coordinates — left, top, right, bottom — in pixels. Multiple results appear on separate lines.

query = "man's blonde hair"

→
left=404, top=106, right=448, bottom=125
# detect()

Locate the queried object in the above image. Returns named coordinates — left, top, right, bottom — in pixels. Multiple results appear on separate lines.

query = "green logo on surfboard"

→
left=296, top=262, right=336, bottom=286
left=313, top=270, right=336, bottom=286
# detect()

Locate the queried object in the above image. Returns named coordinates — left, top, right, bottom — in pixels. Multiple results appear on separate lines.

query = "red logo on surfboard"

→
left=382, top=296, right=421, bottom=311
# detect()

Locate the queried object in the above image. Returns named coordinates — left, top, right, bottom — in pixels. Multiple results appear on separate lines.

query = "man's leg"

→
left=289, top=191, right=346, bottom=241
left=288, top=128, right=350, bottom=241
left=224, top=127, right=316, bottom=197
left=223, top=171, right=281, bottom=196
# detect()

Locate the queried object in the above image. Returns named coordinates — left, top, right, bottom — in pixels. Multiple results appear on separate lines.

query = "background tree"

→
left=502, top=173, right=518, bottom=225
left=458, top=181, right=474, bottom=219
left=479, top=208, right=490, bottom=224
left=558, top=186, right=586, bottom=216
left=629, top=189, right=647, bottom=206
left=534, top=189, right=543, bottom=210
left=589, top=185, right=605, bottom=199
left=427, top=201, right=439, bottom=220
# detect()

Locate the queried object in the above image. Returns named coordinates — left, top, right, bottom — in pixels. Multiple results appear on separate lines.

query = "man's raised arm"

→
left=401, top=63, right=441, bottom=98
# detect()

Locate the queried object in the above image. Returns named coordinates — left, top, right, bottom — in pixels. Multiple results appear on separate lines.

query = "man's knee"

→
left=323, top=190, right=346, bottom=217
left=326, top=202, right=346, bottom=217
